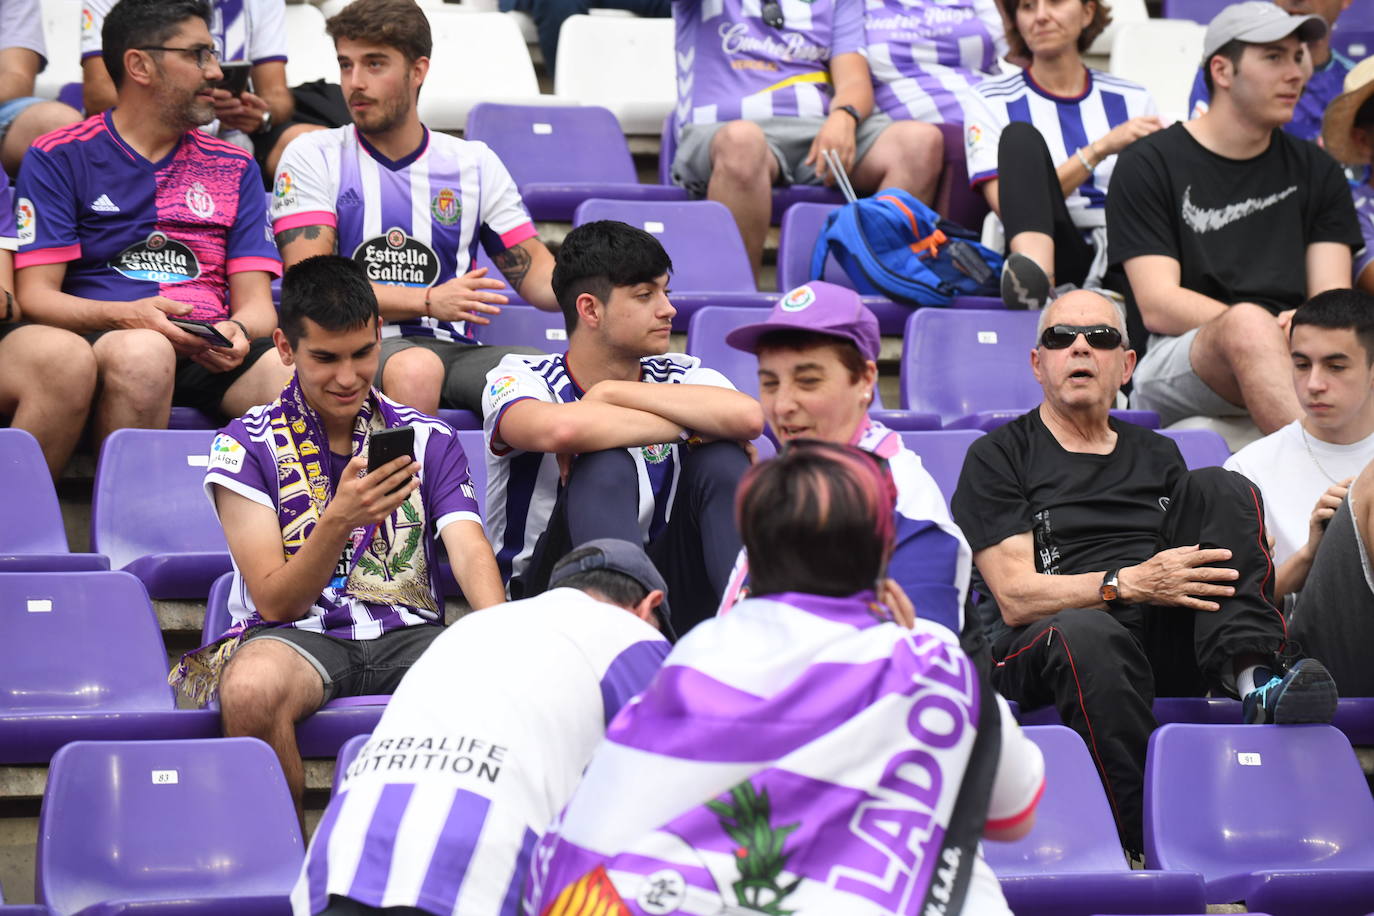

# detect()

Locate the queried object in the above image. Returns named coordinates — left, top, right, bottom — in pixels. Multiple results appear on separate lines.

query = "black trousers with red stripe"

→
left=989, top=467, right=1286, bottom=852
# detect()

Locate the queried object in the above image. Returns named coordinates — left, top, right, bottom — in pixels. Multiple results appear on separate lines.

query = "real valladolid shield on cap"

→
left=1201, top=1, right=1326, bottom=61
left=724, top=281, right=881, bottom=361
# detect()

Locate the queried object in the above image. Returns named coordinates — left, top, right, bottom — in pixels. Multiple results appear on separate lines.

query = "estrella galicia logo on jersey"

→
left=110, top=232, right=201, bottom=283
left=353, top=227, right=440, bottom=288
left=431, top=188, right=461, bottom=226
left=185, top=181, right=215, bottom=219
left=15, top=197, right=35, bottom=245
left=642, top=442, right=673, bottom=464
left=780, top=285, right=815, bottom=311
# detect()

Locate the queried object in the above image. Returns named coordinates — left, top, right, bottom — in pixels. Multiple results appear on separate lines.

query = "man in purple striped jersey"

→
left=203, top=256, right=505, bottom=819
left=290, top=538, right=671, bottom=916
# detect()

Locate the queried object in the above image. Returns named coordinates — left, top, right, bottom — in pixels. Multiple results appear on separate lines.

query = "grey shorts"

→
left=243, top=624, right=442, bottom=703
left=377, top=338, right=543, bottom=413
left=671, top=113, right=895, bottom=197
left=1129, top=328, right=1248, bottom=427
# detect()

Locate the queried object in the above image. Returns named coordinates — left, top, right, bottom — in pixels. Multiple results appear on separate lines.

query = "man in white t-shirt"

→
left=1225, top=289, right=1374, bottom=598
left=291, top=538, right=673, bottom=916
left=482, top=220, right=764, bottom=634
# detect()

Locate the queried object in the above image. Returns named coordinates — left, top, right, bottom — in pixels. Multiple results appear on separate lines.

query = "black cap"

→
left=549, top=538, right=675, bottom=639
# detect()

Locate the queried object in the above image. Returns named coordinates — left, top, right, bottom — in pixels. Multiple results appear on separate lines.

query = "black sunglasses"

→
left=1039, top=324, right=1123, bottom=350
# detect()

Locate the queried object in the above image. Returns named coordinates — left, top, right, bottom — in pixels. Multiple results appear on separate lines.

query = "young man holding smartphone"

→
left=13, top=0, right=291, bottom=445
left=196, top=254, right=504, bottom=820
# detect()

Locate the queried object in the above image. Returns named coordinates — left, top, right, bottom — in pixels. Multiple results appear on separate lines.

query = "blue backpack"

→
left=810, top=189, right=1003, bottom=307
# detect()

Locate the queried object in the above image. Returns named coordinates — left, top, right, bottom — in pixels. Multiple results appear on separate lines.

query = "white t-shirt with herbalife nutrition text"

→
left=1224, top=419, right=1374, bottom=568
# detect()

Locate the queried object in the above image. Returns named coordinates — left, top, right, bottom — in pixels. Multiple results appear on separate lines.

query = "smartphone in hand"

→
left=168, top=317, right=233, bottom=348
left=217, top=62, right=251, bottom=96
left=368, top=426, right=415, bottom=495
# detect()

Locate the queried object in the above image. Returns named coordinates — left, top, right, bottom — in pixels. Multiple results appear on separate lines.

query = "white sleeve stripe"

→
left=434, top=511, right=483, bottom=536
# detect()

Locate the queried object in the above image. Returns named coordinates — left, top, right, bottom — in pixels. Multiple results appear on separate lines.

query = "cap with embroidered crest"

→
left=724, top=281, right=881, bottom=361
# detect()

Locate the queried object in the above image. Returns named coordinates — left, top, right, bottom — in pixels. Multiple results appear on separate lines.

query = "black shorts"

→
left=241, top=623, right=443, bottom=702
left=172, top=336, right=278, bottom=414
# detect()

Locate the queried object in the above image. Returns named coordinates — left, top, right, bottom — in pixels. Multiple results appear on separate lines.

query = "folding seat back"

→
left=474, top=304, right=569, bottom=350
left=1157, top=428, right=1231, bottom=469
left=466, top=102, right=636, bottom=186
left=776, top=202, right=852, bottom=292
left=1110, top=20, right=1206, bottom=120
left=282, top=4, right=337, bottom=84
left=553, top=14, right=675, bottom=136
left=92, top=429, right=230, bottom=598
left=37, top=738, right=304, bottom=914
left=419, top=10, right=541, bottom=130
left=0, top=430, right=69, bottom=555
left=897, top=430, right=984, bottom=512
left=1159, top=0, right=1232, bottom=24
left=573, top=198, right=756, bottom=292
left=901, top=309, right=1040, bottom=422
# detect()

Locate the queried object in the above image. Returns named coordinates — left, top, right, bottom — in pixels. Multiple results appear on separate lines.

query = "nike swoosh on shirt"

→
left=1181, top=184, right=1297, bottom=234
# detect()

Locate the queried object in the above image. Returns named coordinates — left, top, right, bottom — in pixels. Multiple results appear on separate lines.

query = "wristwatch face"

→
left=1101, top=583, right=1120, bottom=602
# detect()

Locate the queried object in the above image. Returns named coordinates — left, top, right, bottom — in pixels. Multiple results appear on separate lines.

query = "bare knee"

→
left=708, top=120, right=773, bottom=186
left=860, top=121, right=943, bottom=197
left=94, top=330, right=175, bottom=402
left=219, top=641, right=322, bottom=733
left=381, top=347, right=444, bottom=410
left=4, top=326, right=97, bottom=396
left=1, top=102, right=81, bottom=171
left=266, top=124, right=325, bottom=179
left=1204, top=303, right=1288, bottom=362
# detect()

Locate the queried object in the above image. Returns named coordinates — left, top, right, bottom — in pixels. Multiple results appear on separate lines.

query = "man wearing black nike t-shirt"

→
left=952, top=290, right=1338, bottom=857
left=1107, top=1, right=1361, bottom=435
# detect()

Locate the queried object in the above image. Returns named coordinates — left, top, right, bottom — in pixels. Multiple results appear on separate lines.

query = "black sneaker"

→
left=1000, top=252, right=1051, bottom=311
left=1242, top=658, right=1338, bottom=724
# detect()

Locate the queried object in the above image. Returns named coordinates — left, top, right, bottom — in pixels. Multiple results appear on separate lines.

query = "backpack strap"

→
left=877, top=194, right=947, bottom=261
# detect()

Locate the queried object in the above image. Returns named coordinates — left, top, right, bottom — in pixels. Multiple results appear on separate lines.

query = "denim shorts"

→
left=0, top=96, right=44, bottom=144
left=244, top=624, right=443, bottom=702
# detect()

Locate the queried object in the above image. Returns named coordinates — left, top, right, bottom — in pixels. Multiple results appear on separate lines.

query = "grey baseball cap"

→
left=549, top=538, right=675, bottom=639
left=1202, top=1, right=1326, bottom=61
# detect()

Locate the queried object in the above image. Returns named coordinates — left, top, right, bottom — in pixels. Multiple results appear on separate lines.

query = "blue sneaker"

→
left=1242, top=658, right=1338, bottom=724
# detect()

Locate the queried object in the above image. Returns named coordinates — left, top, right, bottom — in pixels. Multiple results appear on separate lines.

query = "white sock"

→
left=1237, top=664, right=1271, bottom=697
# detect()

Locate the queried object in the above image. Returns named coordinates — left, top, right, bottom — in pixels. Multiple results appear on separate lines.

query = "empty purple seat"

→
left=989, top=725, right=1206, bottom=916
left=92, top=428, right=231, bottom=598
left=473, top=304, right=568, bottom=350
left=897, top=430, right=984, bottom=509
left=466, top=103, right=686, bottom=221
left=37, top=737, right=303, bottom=915
left=0, top=571, right=217, bottom=764
left=1161, top=0, right=1231, bottom=23
left=1331, top=28, right=1373, bottom=60
left=902, top=309, right=1042, bottom=425
left=202, top=572, right=392, bottom=758
left=168, top=407, right=220, bottom=430
left=1145, top=723, right=1374, bottom=915
left=0, top=430, right=107, bottom=573
left=1157, top=428, right=1231, bottom=469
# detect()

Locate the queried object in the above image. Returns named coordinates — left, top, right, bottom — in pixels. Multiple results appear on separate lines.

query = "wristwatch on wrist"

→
left=257, top=109, right=273, bottom=135
left=836, top=104, right=862, bottom=125
left=1100, top=568, right=1127, bottom=608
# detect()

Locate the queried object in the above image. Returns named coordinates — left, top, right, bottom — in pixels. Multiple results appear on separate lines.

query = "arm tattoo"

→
left=492, top=243, right=533, bottom=292
left=274, top=224, right=338, bottom=252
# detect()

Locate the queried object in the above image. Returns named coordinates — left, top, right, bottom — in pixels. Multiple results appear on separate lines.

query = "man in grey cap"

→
left=1107, top=0, right=1362, bottom=436
left=289, top=537, right=672, bottom=916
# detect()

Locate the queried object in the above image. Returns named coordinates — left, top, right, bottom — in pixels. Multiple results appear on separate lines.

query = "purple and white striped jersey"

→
left=864, top=0, right=1007, bottom=125
left=272, top=126, right=537, bottom=346
left=290, top=587, right=670, bottom=916
left=1355, top=186, right=1373, bottom=289
left=964, top=68, right=1156, bottom=228
left=203, top=399, right=481, bottom=639
left=81, top=0, right=287, bottom=67
left=673, top=0, right=866, bottom=130
left=481, top=352, right=735, bottom=583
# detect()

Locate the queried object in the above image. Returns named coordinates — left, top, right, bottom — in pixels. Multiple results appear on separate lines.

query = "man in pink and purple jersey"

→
left=671, top=0, right=946, bottom=276
left=13, top=0, right=290, bottom=443
left=273, top=0, right=560, bottom=416
left=199, top=255, right=504, bottom=820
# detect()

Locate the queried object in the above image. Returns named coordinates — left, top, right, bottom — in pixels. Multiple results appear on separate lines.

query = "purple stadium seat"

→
left=1160, top=0, right=1231, bottom=23
left=901, top=308, right=1041, bottom=424
left=91, top=428, right=231, bottom=598
left=37, top=737, right=303, bottom=915
left=465, top=103, right=686, bottom=221
left=0, top=429, right=107, bottom=573
left=168, top=407, right=221, bottom=430
left=1017, top=697, right=1244, bottom=727
left=934, top=121, right=991, bottom=231
left=437, top=409, right=482, bottom=430
left=657, top=116, right=844, bottom=225
left=1145, top=723, right=1374, bottom=915
left=202, top=576, right=393, bottom=759
left=0, top=571, right=218, bottom=764
left=573, top=198, right=773, bottom=327
left=989, top=725, right=1207, bottom=916
left=897, top=430, right=984, bottom=508
left=1332, top=29, right=1373, bottom=60
left=1157, top=428, right=1231, bottom=469
left=333, top=732, right=371, bottom=793
left=473, top=304, right=568, bottom=350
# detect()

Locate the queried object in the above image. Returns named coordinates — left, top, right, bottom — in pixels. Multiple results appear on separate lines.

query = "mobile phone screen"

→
left=168, top=318, right=233, bottom=348
left=368, top=427, right=415, bottom=494
left=217, top=62, right=251, bottom=96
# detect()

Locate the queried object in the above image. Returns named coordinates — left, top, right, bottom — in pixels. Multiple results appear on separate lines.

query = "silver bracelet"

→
left=1076, top=147, right=1095, bottom=173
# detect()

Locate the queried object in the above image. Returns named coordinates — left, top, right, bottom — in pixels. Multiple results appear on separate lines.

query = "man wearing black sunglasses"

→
left=952, top=289, right=1337, bottom=857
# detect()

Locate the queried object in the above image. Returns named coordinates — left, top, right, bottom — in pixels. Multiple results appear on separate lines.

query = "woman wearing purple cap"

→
left=720, top=281, right=973, bottom=637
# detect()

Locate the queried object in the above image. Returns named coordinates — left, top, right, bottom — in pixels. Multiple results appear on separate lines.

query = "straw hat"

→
left=1322, top=55, right=1374, bottom=167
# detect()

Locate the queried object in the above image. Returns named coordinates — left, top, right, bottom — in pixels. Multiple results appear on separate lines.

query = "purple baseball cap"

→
left=724, top=282, right=881, bottom=361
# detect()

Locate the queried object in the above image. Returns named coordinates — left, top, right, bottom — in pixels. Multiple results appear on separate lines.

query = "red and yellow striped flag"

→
left=540, top=865, right=632, bottom=916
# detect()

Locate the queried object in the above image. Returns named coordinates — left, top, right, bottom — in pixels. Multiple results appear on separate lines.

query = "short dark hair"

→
left=552, top=546, right=651, bottom=609
left=102, top=0, right=211, bottom=90
left=1202, top=38, right=1247, bottom=97
left=279, top=255, right=380, bottom=347
left=326, top=0, right=432, bottom=64
left=998, top=0, right=1112, bottom=60
left=754, top=330, right=868, bottom=383
left=737, top=440, right=897, bottom=599
left=1291, top=289, right=1374, bottom=365
left=551, top=221, right=673, bottom=333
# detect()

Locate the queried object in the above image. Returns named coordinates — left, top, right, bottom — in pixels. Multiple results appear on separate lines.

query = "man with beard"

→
left=271, top=0, right=561, bottom=416
left=12, top=0, right=288, bottom=443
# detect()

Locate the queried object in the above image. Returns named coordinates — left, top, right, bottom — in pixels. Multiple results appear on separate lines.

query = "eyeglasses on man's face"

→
left=138, top=44, right=221, bottom=69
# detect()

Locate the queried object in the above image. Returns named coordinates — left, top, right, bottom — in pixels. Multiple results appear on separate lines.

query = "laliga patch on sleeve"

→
left=208, top=433, right=245, bottom=473
left=486, top=374, right=521, bottom=409
left=16, top=198, right=35, bottom=246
